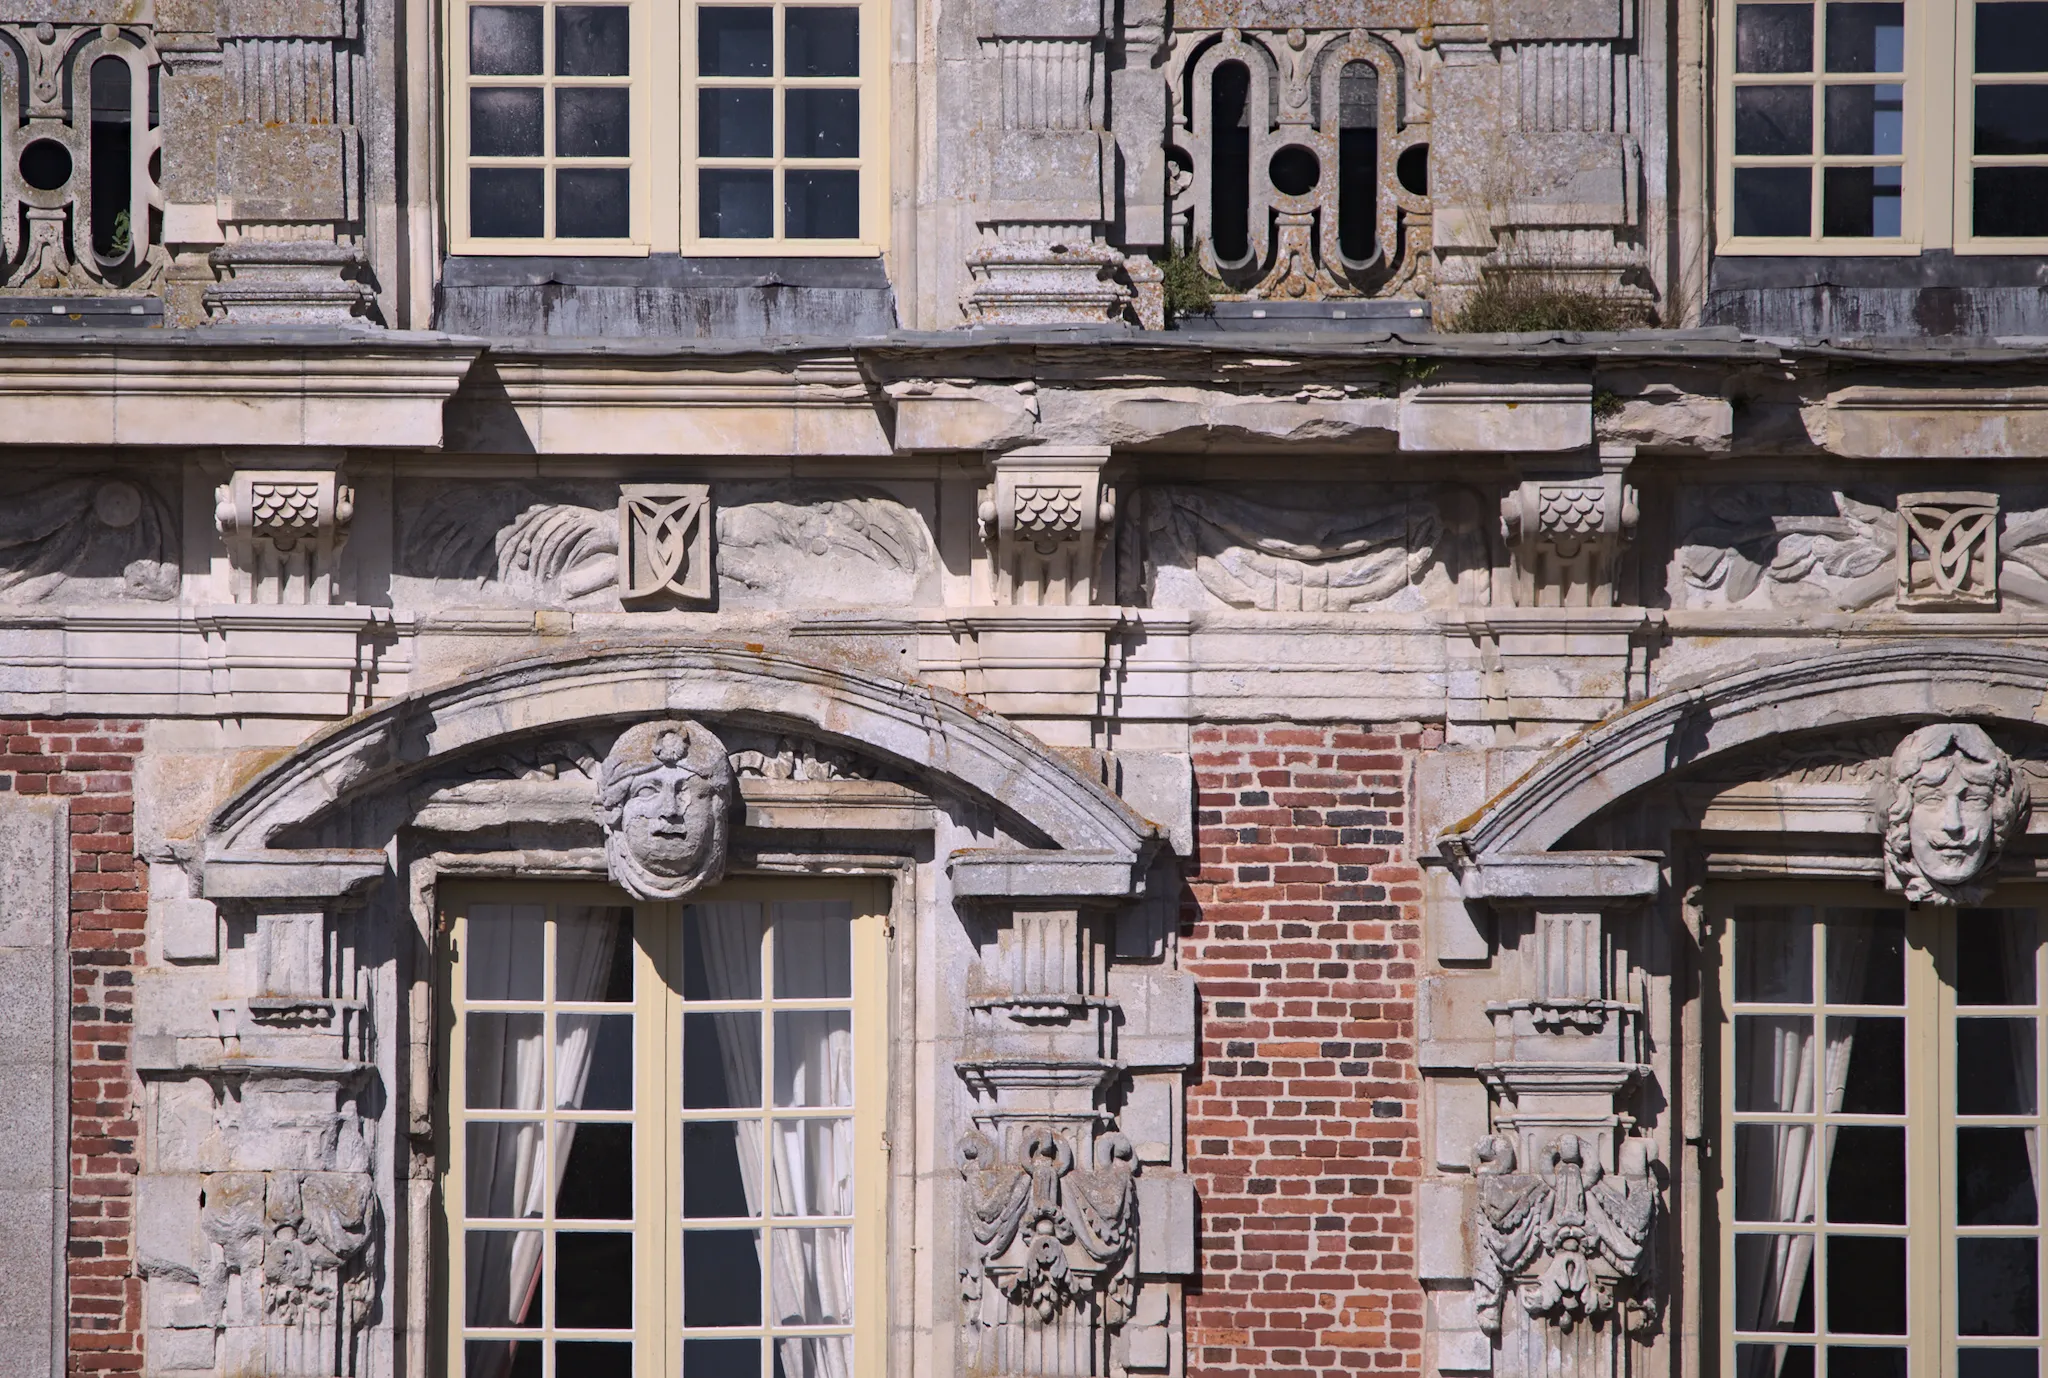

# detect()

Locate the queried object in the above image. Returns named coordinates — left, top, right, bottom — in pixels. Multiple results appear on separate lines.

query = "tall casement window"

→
left=1715, top=0, right=2048, bottom=251
left=446, top=0, right=886, bottom=253
left=441, top=883, right=888, bottom=1378
left=1717, top=894, right=2048, bottom=1378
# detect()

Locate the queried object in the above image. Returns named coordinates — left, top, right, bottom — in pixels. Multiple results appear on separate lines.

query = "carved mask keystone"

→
left=595, top=719, right=735, bottom=901
left=1881, top=723, right=2030, bottom=905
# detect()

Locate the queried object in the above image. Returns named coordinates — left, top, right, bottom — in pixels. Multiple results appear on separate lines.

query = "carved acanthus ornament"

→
left=1472, top=1134, right=1658, bottom=1339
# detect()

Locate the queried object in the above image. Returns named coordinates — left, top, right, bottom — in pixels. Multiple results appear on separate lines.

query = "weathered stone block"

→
left=1134, top=1172, right=1197, bottom=1274
left=222, top=0, right=347, bottom=36
left=1109, top=967, right=1197, bottom=1068
left=217, top=125, right=353, bottom=221
left=1416, top=1180, right=1473, bottom=1280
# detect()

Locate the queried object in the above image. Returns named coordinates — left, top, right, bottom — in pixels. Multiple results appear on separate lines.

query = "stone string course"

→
left=1181, top=723, right=1431, bottom=1378
left=0, top=720, right=146, bottom=1376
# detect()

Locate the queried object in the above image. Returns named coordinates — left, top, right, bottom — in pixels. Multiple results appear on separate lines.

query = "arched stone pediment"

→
left=1439, top=641, right=2048, bottom=861
left=201, top=642, right=1162, bottom=895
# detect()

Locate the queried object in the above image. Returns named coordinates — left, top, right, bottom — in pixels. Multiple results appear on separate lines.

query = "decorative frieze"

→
left=0, top=473, right=177, bottom=601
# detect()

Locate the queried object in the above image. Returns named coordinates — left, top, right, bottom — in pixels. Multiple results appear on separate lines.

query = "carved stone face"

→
left=1883, top=723, right=2029, bottom=905
left=597, top=720, right=734, bottom=901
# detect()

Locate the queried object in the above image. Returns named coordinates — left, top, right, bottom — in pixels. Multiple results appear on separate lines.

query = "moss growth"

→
left=1444, top=276, right=1651, bottom=333
left=1161, top=243, right=1223, bottom=319
left=1592, top=388, right=1625, bottom=419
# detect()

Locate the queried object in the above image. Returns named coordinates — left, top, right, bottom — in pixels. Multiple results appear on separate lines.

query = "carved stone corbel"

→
left=979, top=445, right=1115, bottom=605
left=1499, top=445, right=1638, bottom=608
left=215, top=465, right=355, bottom=605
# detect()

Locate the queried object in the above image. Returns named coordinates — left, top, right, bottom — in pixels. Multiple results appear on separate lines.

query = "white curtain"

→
left=693, top=900, right=855, bottom=1378
left=465, top=905, right=621, bottom=1378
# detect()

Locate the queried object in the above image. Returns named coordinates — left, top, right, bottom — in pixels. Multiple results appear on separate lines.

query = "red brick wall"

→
left=1181, top=723, right=1434, bottom=1378
left=0, top=720, right=146, bottom=1376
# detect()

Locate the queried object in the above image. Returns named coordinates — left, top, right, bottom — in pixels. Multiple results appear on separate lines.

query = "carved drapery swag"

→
left=1472, top=1134, right=1658, bottom=1338
left=1142, top=484, right=1441, bottom=611
left=958, top=1127, right=1137, bottom=1327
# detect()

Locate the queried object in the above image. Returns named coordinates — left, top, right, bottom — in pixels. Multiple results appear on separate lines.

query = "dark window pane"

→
left=466, top=1341, right=536, bottom=1378
left=467, top=906, right=545, bottom=1000
left=1738, top=907, right=1815, bottom=1002
left=466, top=1122, right=544, bottom=1217
left=1738, top=1124, right=1816, bottom=1220
left=773, top=902, right=853, bottom=999
left=556, top=1232, right=633, bottom=1328
left=1961, top=912, right=2040, bottom=1004
left=785, top=88, right=859, bottom=157
left=1826, top=3, right=1905, bottom=70
left=701, top=168, right=775, bottom=237
left=1828, top=1350, right=1907, bottom=1378
left=683, top=1338, right=760, bottom=1377
left=1959, top=1237, right=2041, bottom=1335
left=682, top=904, right=763, bottom=1001
left=1736, top=85, right=1815, bottom=154
left=471, top=167, right=545, bottom=238
left=466, top=1230, right=543, bottom=1325
left=684, top=1012, right=761, bottom=1108
left=555, top=1343, right=631, bottom=1378
left=556, top=6, right=628, bottom=75
left=1977, top=85, right=2048, bottom=153
left=555, top=1122, right=633, bottom=1220
left=700, top=6, right=772, bottom=75
left=1825, top=1236, right=1907, bottom=1334
left=1827, top=909, right=1905, bottom=1005
left=785, top=169, right=859, bottom=238
left=1976, top=165, right=2048, bottom=236
left=682, top=1121, right=754, bottom=1218
left=786, top=6, right=859, bottom=76
left=1738, top=1345, right=1815, bottom=1378
left=1958, top=1127, right=2040, bottom=1226
left=471, top=5, right=543, bottom=74
left=1825, top=1125, right=1906, bottom=1223
left=1958, top=1018, right=2038, bottom=1113
left=1961, top=1351, right=2041, bottom=1378
left=1978, top=2, right=2048, bottom=72
left=558, top=1014, right=633, bottom=1110
left=468, top=1013, right=545, bottom=1107
left=1825, top=83, right=1904, bottom=153
left=1822, top=164, right=1902, bottom=236
left=471, top=87, right=544, bottom=156
left=1831, top=1016, right=1904, bottom=1114
left=1736, top=1234, right=1816, bottom=1331
left=555, top=168, right=630, bottom=237
left=682, top=1230, right=763, bottom=1327
left=1736, top=166, right=1813, bottom=235
left=1737, top=1016, right=1818, bottom=1113
left=1739, top=3, right=1816, bottom=70
left=699, top=88, right=773, bottom=157
left=556, top=87, right=630, bottom=157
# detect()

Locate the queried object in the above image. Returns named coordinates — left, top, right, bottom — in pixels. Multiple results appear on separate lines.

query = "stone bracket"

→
left=981, top=444, right=1115, bottom=605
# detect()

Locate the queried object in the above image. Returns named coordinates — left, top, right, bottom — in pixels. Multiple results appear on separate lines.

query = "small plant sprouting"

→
left=1161, top=240, right=1224, bottom=320
left=110, top=209, right=132, bottom=258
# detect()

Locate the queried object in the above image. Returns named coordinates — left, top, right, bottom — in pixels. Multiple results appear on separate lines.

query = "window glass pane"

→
left=1960, top=912, right=2040, bottom=1004
left=471, top=87, right=544, bottom=157
left=683, top=1229, right=764, bottom=1326
left=555, top=168, right=630, bottom=237
left=1736, top=85, right=1815, bottom=154
left=555, top=1342, right=632, bottom=1377
left=684, top=1338, right=760, bottom=1376
left=1739, top=4, right=1816, bottom=70
left=1825, top=1125, right=1906, bottom=1223
left=785, top=169, right=860, bottom=238
left=779, top=1338, right=854, bottom=1377
left=774, top=901, right=852, bottom=998
left=554, top=1122, right=633, bottom=1220
left=557, top=1013, right=633, bottom=1109
left=1735, top=1233, right=1816, bottom=1330
left=1827, top=909, right=1905, bottom=1004
left=772, top=1117, right=853, bottom=1215
left=1738, top=908, right=1814, bottom=1002
left=1958, top=1018, right=2039, bottom=1113
left=700, top=88, right=774, bottom=157
left=684, top=903, right=765, bottom=1000
left=556, top=1231, right=634, bottom=1328
left=1829, top=1015, right=1905, bottom=1115
left=1736, top=166, right=1813, bottom=235
left=1737, top=1344, right=1815, bottom=1378
left=1737, top=1123, right=1817, bottom=1221
left=466, top=1121, right=544, bottom=1218
left=1974, top=166, right=2048, bottom=236
left=558, top=908, right=633, bottom=1002
left=1825, top=3, right=1904, bottom=70
left=784, top=89, right=860, bottom=157
left=465, top=1230, right=543, bottom=1325
left=701, top=168, right=775, bottom=237
left=1737, top=1015, right=1819, bottom=1113
left=785, top=6, right=859, bottom=76
left=768, top=1227, right=854, bottom=1323
left=467, top=1012, right=545, bottom=1108
left=1825, top=1236, right=1908, bottom=1334
left=700, top=6, right=773, bottom=75
left=1824, top=83, right=1904, bottom=154
left=1958, top=1126, right=2040, bottom=1225
left=1977, top=85, right=2048, bottom=153
left=1958, top=1237, right=2041, bottom=1334
left=466, top=1341, right=537, bottom=1377
left=685, top=1011, right=763, bottom=1107
left=467, top=905, right=545, bottom=1000
left=1961, top=1352, right=2041, bottom=1378
left=775, top=1009, right=852, bottom=1106
left=683, top=1121, right=756, bottom=1218
left=556, top=6, right=628, bottom=75
left=1821, top=165, right=1902, bottom=236
left=1828, top=1350, right=1907, bottom=1378
left=1977, top=1, right=2048, bottom=72
left=556, top=88, right=630, bottom=157
left=470, top=5, right=543, bottom=75
left=471, top=167, right=546, bottom=238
